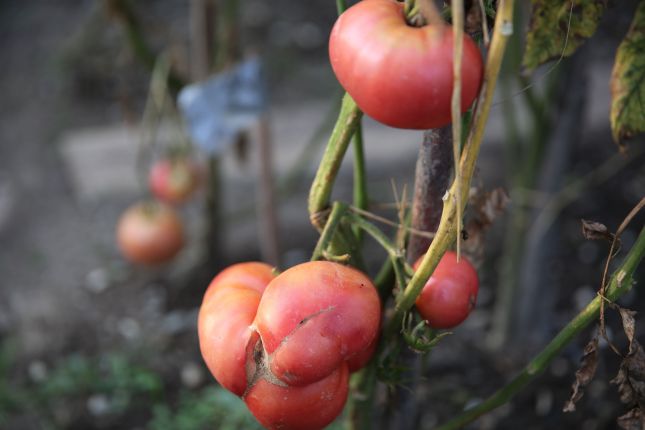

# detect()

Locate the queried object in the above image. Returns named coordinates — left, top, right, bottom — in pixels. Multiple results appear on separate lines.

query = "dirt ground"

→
left=0, top=1, right=643, bottom=430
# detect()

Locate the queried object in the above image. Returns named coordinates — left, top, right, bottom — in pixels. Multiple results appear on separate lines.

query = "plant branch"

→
left=407, top=128, right=453, bottom=262
left=308, top=94, right=363, bottom=230
left=451, top=0, right=465, bottom=259
left=310, top=202, right=348, bottom=261
left=435, top=226, right=645, bottom=430
left=105, top=0, right=185, bottom=92
left=385, top=0, right=516, bottom=339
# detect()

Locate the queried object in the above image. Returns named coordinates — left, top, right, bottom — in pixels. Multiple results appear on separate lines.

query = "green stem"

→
left=348, top=213, right=411, bottom=298
left=308, top=94, right=363, bottom=230
left=310, top=202, right=349, bottom=261
left=336, top=0, right=348, bottom=14
left=436, top=226, right=645, bottom=430
left=384, top=0, right=516, bottom=339
left=106, top=0, right=184, bottom=92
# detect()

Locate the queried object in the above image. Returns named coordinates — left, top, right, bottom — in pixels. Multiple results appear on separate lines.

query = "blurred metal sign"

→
left=178, top=57, right=267, bottom=155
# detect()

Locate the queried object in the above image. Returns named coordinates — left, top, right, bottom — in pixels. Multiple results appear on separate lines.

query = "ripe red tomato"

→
left=198, top=262, right=275, bottom=396
left=253, top=261, right=381, bottom=387
left=244, top=363, right=349, bottom=430
left=149, top=157, right=201, bottom=205
left=414, top=251, right=479, bottom=328
left=329, top=0, right=483, bottom=129
left=116, top=201, right=184, bottom=265
left=198, top=261, right=381, bottom=430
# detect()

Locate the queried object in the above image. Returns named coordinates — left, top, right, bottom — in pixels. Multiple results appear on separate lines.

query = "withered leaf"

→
left=610, top=1, right=645, bottom=146
left=619, top=307, right=637, bottom=353
left=477, top=188, right=510, bottom=226
left=523, top=0, right=608, bottom=71
left=581, top=219, right=614, bottom=242
left=611, top=340, right=645, bottom=406
left=617, top=407, right=645, bottom=430
left=563, top=335, right=599, bottom=412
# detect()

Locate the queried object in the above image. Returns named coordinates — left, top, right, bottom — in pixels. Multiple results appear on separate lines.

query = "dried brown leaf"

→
left=612, top=340, right=645, bottom=406
left=581, top=219, right=614, bottom=242
left=563, top=335, right=599, bottom=412
left=617, top=408, right=645, bottom=430
left=477, top=188, right=510, bottom=226
left=619, top=307, right=638, bottom=352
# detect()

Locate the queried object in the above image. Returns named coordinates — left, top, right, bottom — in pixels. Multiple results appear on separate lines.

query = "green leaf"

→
left=523, top=0, right=607, bottom=70
left=610, top=2, right=645, bottom=146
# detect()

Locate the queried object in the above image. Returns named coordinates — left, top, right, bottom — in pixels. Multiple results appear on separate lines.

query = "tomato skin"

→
left=244, top=363, right=349, bottom=430
left=198, top=261, right=380, bottom=429
left=329, top=0, right=483, bottom=129
left=116, top=201, right=184, bottom=265
left=253, top=261, right=381, bottom=386
left=149, top=158, right=201, bottom=205
left=198, top=262, right=275, bottom=396
left=414, top=251, right=479, bottom=328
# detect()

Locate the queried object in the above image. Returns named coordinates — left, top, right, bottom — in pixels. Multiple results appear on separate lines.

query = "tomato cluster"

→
left=329, top=0, right=483, bottom=129
left=414, top=251, right=479, bottom=329
left=198, top=261, right=381, bottom=430
left=116, top=156, right=202, bottom=266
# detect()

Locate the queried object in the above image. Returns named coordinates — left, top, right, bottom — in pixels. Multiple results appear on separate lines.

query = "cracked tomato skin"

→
left=244, top=363, right=349, bottom=430
left=329, top=0, right=483, bottom=129
left=197, top=262, right=275, bottom=396
left=414, top=251, right=479, bottom=329
left=253, top=261, right=381, bottom=386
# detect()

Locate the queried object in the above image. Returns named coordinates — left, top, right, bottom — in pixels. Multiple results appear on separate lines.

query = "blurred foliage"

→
left=523, top=0, right=606, bottom=70
left=0, top=339, right=267, bottom=430
left=149, top=386, right=261, bottom=430
left=610, top=1, right=645, bottom=146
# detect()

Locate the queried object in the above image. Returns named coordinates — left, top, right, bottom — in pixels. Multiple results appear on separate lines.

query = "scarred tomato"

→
left=254, top=261, right=381, bottom=387
left=414, top=251, right=479, bottom=329
left=198, top=261, right=381, bottom=430
left=116, top=200, right=184, bottom=265
left=329, top=0, right=483, bottom=129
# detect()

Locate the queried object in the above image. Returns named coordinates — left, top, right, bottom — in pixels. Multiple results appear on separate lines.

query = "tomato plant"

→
left=328, top=0, right=483, bottom=129
left=198, top=261, right=381, bottom=430
left=149, top=157, right=201, bottom=205
left=116, top=200, right=184, bottom=265
left=414, top=251, right=479, bottom=329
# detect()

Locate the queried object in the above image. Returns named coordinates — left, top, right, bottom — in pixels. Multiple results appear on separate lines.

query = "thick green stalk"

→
left=385, top=0, right=516, bottom=338
left=308, top=94, right=363, bottom=230
left=435, top=227, right=645, bottom=430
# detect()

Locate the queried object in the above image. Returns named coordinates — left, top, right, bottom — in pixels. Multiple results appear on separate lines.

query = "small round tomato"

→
left=116, top=201, right=184, bottom=265
left=414, top=251, right=479, bottom=328
left=149, top=157, right=201, bottom=205
left=329, top=0, right=483, bottom=129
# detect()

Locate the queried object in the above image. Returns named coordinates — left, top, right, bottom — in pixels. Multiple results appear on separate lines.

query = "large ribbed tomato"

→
left=329, top=0, right=483, bottom=129
left=198, top=261, right=381, bottom=430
